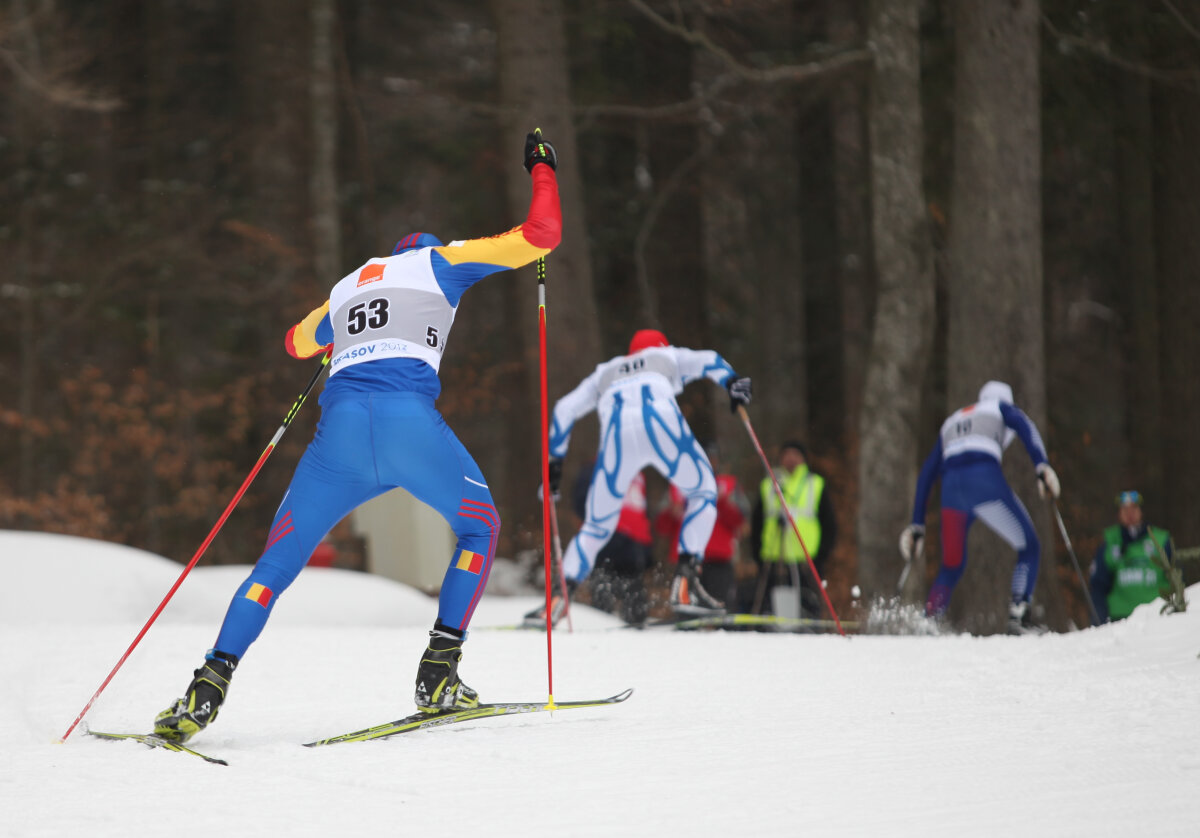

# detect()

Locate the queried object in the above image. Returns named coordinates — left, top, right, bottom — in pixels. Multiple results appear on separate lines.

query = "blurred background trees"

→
left=2, top=0, right=1198, bottom=632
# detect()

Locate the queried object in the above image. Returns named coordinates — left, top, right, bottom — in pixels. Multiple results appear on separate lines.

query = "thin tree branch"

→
left=1041, top=13, right=1200, bottom=86
left=632, top=134, right=714, bottom=324
left=575, top=72, right=740, bottom=125
left=0, top=46, right=122, bottom=112
left=627, top=0, right=871, bottom=85
left=1162, top=0, right=1200, bottom=45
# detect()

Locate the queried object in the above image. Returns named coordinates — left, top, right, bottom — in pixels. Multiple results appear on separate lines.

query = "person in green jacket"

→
left=1088, top=490, right=1173, bottom=624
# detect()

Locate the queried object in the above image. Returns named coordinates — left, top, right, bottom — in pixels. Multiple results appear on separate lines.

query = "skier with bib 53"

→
left=153, top=131, right=561, bottom=742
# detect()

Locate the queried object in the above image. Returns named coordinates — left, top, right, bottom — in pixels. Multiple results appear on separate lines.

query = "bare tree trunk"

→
left=696, top=83, right=804, bottom=447
left=946, top=0, right=1064, bottom=633
left=11, top=0, right=53, bottom=513
left=227, top=0, right=311, bottom=562
left=310, top=0, right=341, bottom=282
left=752, top=126, right=806, bottom=449
left=1115, top=74, right=1161, bottom=503
left=1155, top=84, right=1200, bottom=555
left=491, top=0, right=600, bottom=397
left=829, top=1, right=872, bottom=443
left=857, top=0, right=935, bottom=603
left=490, top=0, right=601, bottom=545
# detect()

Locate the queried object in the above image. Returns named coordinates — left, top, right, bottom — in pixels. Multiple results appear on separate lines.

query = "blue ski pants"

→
left=926, top=459, right=1039, bottom=616
left=213, top=392, right=498, bottom=659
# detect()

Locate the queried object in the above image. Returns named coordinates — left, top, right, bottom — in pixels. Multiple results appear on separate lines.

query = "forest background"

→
left=2, top=0, right=1198, bottom=634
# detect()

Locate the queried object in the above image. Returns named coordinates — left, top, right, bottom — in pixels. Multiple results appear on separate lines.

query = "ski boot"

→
left=522, top=579, right=576, bottom=629
left=1006, top=600, right=1042, bottom=636
left=670, top=555, right=725, bottom=616
left=414, top=626, right=480, bottom=714
left=153, top=652, right=238, bottom=742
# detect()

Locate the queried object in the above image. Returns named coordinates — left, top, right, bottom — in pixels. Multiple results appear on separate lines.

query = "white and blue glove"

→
left=899, top=524, right=925, bottom=563
left=1036, top=463, right=1060, bottom=499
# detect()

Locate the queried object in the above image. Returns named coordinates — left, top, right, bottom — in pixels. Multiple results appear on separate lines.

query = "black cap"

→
left=780, top=440, right=807, bottom=460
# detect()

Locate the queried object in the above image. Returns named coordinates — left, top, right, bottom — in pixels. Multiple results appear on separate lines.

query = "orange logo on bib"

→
left=357, top=263, right=385, bottom=287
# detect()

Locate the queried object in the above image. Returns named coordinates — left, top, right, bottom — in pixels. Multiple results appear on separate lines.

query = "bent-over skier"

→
left=899, top=380, right=1060, bottom=633
left=154, top=132, right=562, bottom=742
left=524, top=329, right=752, bottom=628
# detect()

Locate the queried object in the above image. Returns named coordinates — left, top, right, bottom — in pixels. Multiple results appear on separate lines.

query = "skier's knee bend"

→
left=934, top=561, right=966, bottom=592
left=452, top=489, right=499, bottom=533
left=452, top=513, right=499, bottom=556
left=247, top=555, right=305, bottom=597
left=1020, top=528, right=1040, bottom=561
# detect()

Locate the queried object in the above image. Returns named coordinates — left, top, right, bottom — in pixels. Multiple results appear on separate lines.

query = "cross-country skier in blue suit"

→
left=899, top=380, right=1060, bottom=633
left=154, top=132, right=562, bottom=743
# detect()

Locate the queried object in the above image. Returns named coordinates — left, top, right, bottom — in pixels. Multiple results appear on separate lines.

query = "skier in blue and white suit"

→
left=153, top=131, right=562, bottom=743
left=899, top=380, right=1061, bottom=632
left=525, top=329, right=752, bottom=627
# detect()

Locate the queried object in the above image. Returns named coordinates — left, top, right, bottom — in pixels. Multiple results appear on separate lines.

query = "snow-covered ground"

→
left=2, top=530, right=1198, bottom=838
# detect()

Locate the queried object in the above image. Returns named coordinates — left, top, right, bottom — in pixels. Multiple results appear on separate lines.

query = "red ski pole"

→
left=536, top=254, right=559, bottom=708
left=736, top=406, right=846, bottom=637
left=58, top=352, right=330, bottom=742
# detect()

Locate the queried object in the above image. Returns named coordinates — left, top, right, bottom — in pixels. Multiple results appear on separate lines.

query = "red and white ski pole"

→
left=58, top=352, right=330, bottom=742
left=736, top=406, right=846, bottom=637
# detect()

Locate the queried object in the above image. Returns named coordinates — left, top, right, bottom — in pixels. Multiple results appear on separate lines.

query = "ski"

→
left=611, top=617, right=684, bottom=630
left=304, top=688, right=633, bottom=747
left=672, top=613, right=857, bottom=633
left=86, top=730, right=229, bottom=766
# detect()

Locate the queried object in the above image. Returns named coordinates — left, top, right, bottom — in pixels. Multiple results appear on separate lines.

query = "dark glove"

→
left=538, top=457, right=564, bottom=502
left=726, top=376, right=752, bottom=413
left=524, top=129, right=558, bottom=173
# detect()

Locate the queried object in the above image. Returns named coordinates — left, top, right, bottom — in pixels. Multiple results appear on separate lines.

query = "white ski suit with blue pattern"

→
left=549, top=346, right=737, bottom=583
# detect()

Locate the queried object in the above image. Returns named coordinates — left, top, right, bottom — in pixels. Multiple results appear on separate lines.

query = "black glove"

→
left=524, top=129, right=558, bottom=173
left=538, top=457, right=564, bottom=502
left=726, top=376, right=752, bottom=413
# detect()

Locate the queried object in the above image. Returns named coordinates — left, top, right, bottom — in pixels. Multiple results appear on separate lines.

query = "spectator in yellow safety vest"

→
left=748, top=441, right=836, bottom=616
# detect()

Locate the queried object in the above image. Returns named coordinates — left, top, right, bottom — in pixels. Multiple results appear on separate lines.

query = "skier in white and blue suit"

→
left=899, top=381, right=1061, bottom=632
left=524, top=329, right=752, bottom=628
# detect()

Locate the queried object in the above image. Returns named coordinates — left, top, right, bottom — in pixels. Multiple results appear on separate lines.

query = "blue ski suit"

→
left=911, top=382, right=1050, bottom=617
left=210, top=165, right=561, bottom=659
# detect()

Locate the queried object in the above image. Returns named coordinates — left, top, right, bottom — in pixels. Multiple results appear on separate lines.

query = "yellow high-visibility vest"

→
left=759, top=466, right=824, bottom=563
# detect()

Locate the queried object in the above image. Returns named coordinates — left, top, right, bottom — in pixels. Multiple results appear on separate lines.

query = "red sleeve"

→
left=716, top=497, right=744, bottom=531
left=521, top=164, right=562, bottom=250
left=653, top=508, right=678, bottom=537
left=715, top=478, right=745, bottom=530
left=654, top=486, right=685, bottom=537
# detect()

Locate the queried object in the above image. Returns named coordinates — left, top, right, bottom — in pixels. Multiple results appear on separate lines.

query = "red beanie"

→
left=628, top=329, right=669, bottom=355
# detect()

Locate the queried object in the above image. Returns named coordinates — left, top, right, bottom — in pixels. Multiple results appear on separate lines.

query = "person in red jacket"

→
left=655, top=444, right=749, bottom=610
left=571, top=466, right=654, bottom=625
